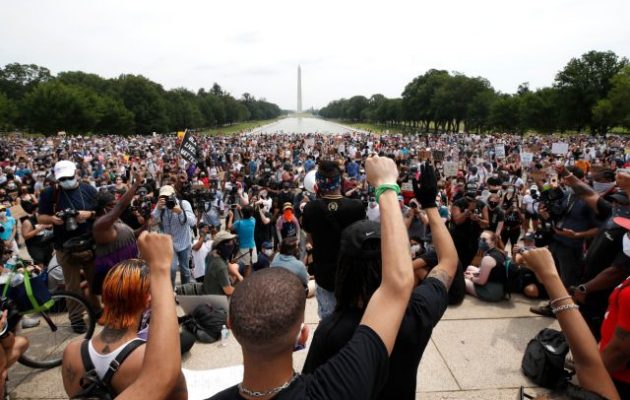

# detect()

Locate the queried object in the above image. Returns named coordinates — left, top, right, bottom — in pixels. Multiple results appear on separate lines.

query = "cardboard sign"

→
left=521, top=152, right=534, bottom=165
left=418, top=149, right=431, bottom=160
left=443, top=161, right=459, bottom=178
left=494, top=145, right=505, bottom=159
left=8, top=205, right=26, bottom=220
left=179, top=130, right=198, bottom=164
left=552, top=142, right=569, bottom=155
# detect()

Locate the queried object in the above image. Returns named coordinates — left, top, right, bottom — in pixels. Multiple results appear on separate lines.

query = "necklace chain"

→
left=238, top=372, right=299, bottom=398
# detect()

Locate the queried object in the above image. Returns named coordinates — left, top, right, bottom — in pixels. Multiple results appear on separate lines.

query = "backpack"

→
left=72, top=339, right=144, bottom=400
left=182, top=304, right=227, bottom=343
left=521, top=328, right=569, bottom=389
left=521, top=329, right=609, bottom=400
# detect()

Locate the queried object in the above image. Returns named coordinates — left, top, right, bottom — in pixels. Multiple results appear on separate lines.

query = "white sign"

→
left=521, top=152, right=534, bottom=165
left=495, top=145, right=506, bottom=159
left=552, top=142, right=569, bottom=155
left=443, top=161, right=459, bottom=177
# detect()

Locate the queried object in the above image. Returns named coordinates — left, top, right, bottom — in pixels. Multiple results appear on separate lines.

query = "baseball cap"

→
left=54, top=160, right=76, bottom=180
left=158, top=185, right=176, bottom=197
left=282, top=202, right=293, bottom=211
left=613, top=217, right=630, bottom=231
left=213, top=230, right=237, bottom=247
left=339, top=220, right=381, bottom=259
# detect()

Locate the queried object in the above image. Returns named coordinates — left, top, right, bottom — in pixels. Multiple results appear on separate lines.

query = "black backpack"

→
left=504, top=258, right=524, bottom=297
left=182, top=303, right=227, bottom=344
left=72, top=339, right=144, bottom=400
left=522, top=328, right=569, bottom=389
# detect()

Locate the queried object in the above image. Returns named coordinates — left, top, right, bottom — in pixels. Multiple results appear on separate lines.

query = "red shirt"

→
left=600, top=276, right=630, bottom=383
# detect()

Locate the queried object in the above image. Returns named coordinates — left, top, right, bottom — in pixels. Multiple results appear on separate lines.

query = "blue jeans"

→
left=171, top=246, right=192, bottom=287
left=316, top=285, right=336, bottom=320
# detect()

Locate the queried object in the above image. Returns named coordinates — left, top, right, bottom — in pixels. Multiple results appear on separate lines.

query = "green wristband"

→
left=375, top=184, right=401, bottom=203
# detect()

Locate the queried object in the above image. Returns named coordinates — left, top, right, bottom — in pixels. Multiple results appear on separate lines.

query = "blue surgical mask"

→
left=478, top=239, right=490, bottom=252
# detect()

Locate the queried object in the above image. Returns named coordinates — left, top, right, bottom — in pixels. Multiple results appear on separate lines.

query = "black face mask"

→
left=217, top=242, right=234, bottom=260
left=488, top=201, right=499, bottom=209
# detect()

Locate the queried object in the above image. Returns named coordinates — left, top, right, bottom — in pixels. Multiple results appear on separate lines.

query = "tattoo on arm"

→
left=427, top=268, right=453, bottom=289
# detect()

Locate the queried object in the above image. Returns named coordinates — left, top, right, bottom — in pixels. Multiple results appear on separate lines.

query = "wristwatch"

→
left=577, top=284, right=588, bottom=294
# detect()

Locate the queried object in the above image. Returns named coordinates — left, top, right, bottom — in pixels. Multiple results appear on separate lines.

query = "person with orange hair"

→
left=61, top=258, right=188, bottom=399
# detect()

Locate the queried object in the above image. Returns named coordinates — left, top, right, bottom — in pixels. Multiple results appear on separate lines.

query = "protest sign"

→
left=179, top=130, right=198, bottom=164
left=494, top=145, right=505, bottom=159
left=432, top=150, right=445, bottom=162
left=443, top=161, right=459, bottom=178
left=552, top=142, right=569, bottom=155
left=520, top=152, right=533, bottom=165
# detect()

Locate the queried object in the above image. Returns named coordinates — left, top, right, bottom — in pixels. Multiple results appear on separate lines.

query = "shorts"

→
left=474, top=282, right=505, bottom=302
left=524, top=211, right=538, bottom=220
left=237, top=247, right=258, bottom=265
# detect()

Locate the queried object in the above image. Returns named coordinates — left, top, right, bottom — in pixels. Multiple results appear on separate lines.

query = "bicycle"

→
left=2, top=257, right=96, bottom=369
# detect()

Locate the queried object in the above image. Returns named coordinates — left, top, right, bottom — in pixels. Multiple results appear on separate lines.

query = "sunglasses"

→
left=58, top=177, right=74, bottom=182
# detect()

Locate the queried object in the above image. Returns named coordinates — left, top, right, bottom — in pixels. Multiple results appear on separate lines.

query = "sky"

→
left=1, top=0, right=629, bottom=110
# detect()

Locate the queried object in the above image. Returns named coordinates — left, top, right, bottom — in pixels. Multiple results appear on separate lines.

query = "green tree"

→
left=0, top=92, right=18, bottom=130
left=554, top=50, right=628, bottom=133
left=0, top=63, right=52, bottom=99
left=21, top=81, right=101, bottom=135
left=600, top=66, right=630, bottom=129
left=489, top=94, right=520, bottom=133
left=114, top=74, right=169, bottom=134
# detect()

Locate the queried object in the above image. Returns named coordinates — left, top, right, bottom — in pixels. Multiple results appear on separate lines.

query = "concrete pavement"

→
left=8, top=294, right=559, bottom=399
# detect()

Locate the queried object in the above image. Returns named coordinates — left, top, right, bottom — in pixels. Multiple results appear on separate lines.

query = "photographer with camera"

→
left=37, top=160, right=101, bottom=323
left=152, top=185, right=196, bottom=287
left=450, top=183, right=489, bottom=269
left=200, top=181, right=224, bottom=229
left=531, top=167, right=600, bottom=317
left=91, top=172, right=145, bottom=296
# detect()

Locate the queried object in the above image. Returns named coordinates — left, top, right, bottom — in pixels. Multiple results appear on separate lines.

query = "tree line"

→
left=318, top=50, right=630, bottom=134
left=0, top=64, right=284, bottom=135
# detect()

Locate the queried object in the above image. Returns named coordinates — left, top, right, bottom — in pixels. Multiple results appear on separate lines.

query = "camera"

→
left=537, top=187, right=568, bottom=223
left=56, top=209, right=79, bottom=231
left=165, top=194, right=177, bottom=210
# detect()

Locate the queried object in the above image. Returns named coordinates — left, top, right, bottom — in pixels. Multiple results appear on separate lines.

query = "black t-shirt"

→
left=208, top=325, right=388, bottom=400
left=302, top=278, right=447, bottom=400
left=485, top=248, right=507, bottom=284
left=254, top=210, right=273, bottom=243
left=504, top=209, right=522, bottom=228
left=301, top=198, right=366, bottom=291
left=487, top=207, right=505, bottom=232
left=38, top=183, right=97, bottom=249
left=450, top=198, right=485, bottom=242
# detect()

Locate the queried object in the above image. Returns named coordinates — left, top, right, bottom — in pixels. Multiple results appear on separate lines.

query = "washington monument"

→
left=297, top=65, right=302, bottom=113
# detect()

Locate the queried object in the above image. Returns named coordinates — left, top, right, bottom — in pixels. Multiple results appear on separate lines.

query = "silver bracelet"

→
left=552, top=303, right=579, bottom=315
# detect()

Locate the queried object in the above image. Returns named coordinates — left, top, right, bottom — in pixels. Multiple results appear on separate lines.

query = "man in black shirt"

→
left=38, top=160, right=100, bottom=324
left=302, top=162, right=458, bottom=400
left=302, top=160, right=365, bottom=319
left=450, top=183, right=489, bottom=268
left=209, top=155, right=414, bottom=400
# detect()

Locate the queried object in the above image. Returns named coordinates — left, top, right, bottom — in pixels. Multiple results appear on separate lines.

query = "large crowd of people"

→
left=0, top=128, right=629, bottom=399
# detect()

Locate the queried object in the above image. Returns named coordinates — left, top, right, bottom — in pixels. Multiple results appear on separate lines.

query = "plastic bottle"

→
left=5, top=256, right=23, bottom=287
left=220, top=325, right=229, bottom=347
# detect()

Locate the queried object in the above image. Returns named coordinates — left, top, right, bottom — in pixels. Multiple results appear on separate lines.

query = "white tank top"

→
left=87, top=338, right=143, bottom=380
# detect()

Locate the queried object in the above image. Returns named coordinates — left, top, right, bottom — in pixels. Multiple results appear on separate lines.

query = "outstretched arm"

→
left=558, top=166, right=600, bottom=213
left=93, top=175, right=141, bottom=241
left=522, top=249, right=619, bottom=400
left=360, top=156, right=414, bottom=355
left=117, top=233, right=182, bottom=400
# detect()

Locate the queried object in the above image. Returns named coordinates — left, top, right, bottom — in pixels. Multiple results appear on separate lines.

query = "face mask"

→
left=283, top=210, right=293, bottom=220
left=488, top=201, right=499, bottom=209
left=478, top=239, right=490, bottom=252
left=217, top=243, right=234, bottom=260
left=592, top=181, right=615, bottom=195
left=263, top=249, right=274, bottom=257
left=623, top=234, right=630, bottom=258
left=507, top=188, right=514, bottom=194
left=59, top=178, right=78, bottom=190
left=410, top=244, right=421, bottom=256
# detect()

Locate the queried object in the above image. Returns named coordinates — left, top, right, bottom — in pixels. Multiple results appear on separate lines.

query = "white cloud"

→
left=1, top=0, right=628, bottom=109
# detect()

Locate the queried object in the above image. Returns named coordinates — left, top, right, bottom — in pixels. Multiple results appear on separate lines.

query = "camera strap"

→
left=61, top=185, right=86, bottom=212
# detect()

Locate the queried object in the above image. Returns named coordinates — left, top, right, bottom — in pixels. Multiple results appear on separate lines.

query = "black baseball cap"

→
left=339, top=220, right=381, bottom=259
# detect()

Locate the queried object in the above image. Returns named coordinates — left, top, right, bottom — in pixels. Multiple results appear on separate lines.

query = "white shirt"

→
left=192, top=240, right=212, bottom=279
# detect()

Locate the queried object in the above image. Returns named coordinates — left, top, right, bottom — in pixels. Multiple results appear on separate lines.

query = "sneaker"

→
left=21, top=316, right=40, bottom=329
left=70, top=318, right=87, bottom=334
left=529, top=303, right=555, bottom=318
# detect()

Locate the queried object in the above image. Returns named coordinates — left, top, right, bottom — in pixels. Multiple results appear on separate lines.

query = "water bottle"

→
left=220, top=325, right=229, bottom=347
left=5, top=256, right=24, bottom=287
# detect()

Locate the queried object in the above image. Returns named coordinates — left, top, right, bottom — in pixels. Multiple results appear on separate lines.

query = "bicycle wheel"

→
left=18, top=291, right=96, bottom=369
